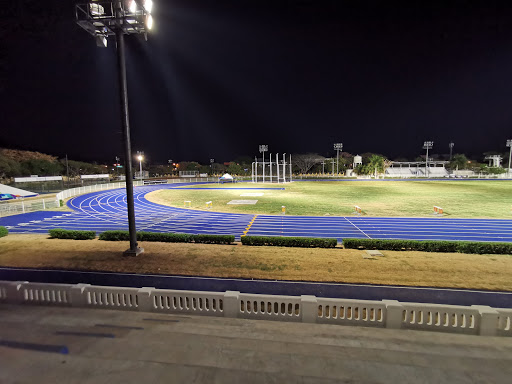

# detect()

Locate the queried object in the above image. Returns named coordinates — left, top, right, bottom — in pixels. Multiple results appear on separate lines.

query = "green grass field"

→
left=146, top=180, right=512, bottom=218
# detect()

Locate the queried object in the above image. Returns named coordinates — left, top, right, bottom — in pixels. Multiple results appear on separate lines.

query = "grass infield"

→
left=147, top=180, right=512, bottom=218
left=1, top=234, right=511, bottom=291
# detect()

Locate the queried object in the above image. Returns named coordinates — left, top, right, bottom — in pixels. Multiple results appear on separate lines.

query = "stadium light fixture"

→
left=334, top=143, right=343, bottom=175
left=449, top=142, right=454, bottom=161
left=423, top=141, right=434, bottom=178
left=506, top=139, right=512, bottom=176
left=75, top=1, right=154, bottom=257
left=259, top=145, right=268, bottom=183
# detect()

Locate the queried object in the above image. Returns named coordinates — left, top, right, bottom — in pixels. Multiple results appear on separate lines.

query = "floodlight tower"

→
left=507, top=139, right=512, bottom=176
left=75, top=1, right=154, bottom=257
left=449, top=142, right=454, bottom=161
left=259, top=145, right=268, bottom=183
left=423, top=141, right=434, bottom=178
left=334, top=143, right=343, bottom=175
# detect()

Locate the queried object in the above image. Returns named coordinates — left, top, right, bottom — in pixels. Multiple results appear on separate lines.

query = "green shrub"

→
left=193, top=234, right=235, bottom=244
left=342, top=238, right=512, bottom=255
left=59, top=199, right=64, bottom=207
left=241, top=236, right=337, bottom=248
left=0, top=226, right=8, bottom=238
left=137, top=232, right=193, bottom=243
left=100, top=231, right=233, bottom=245
left=48, top=228, right=96, bottom=240
left=99, top=230, right=130, bottom=241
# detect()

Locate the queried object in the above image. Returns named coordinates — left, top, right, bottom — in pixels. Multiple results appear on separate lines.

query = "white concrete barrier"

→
left=0, top=280, right=509, bottom=337
left=150, top=289, right=225, bottom=317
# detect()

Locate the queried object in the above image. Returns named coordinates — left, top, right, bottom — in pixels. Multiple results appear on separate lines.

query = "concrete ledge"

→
left=0, top=280, right=509, bottom=337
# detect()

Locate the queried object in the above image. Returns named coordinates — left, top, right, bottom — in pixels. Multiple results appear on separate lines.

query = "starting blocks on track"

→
left=184, top=201, right=191, bottom=208
left=433, top=206, right=444, bottom=215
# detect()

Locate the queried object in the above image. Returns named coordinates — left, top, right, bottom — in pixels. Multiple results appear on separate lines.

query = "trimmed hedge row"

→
left=0, top=226, right=8, bottom=238
left=342, top=238, right=512, bottom=255
left=48, top=229, right=96, bottom=240
left=241, top=236, right=337, bottom=248
left=99, top=230, right=234, bottom=245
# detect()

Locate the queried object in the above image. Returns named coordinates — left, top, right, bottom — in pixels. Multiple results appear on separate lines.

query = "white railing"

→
left=497, top=309, right=512, bottom=337
left=151, top=289, right=225, bottom=316
left=0, top=198, right=61, bottom=217
left=55, top=181, right=144, bottom=201
left=399, top=302, right=479, bottom=335
left=1, top=178, right=221, bottom=217
left=0, top=280, right=509, bottom=337
left=316, top=297, right=386, bottom=327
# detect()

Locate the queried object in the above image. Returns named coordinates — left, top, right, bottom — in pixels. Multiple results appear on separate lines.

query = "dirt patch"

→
left=1, top=234, right=511, bottom=291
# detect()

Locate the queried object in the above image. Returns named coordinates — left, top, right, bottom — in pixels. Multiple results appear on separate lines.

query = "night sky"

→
left=2, top=0, right=512, bottom=164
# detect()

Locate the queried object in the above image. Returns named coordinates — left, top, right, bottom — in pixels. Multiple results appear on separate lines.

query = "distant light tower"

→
left=75, top=0, right=154, bottom=257
left=136, top=151, right=144, bottom=180
left=334, top=143, right=343, bottom=175
left=507, top=139, right=512, bottom=176
left=449, top=142, right=454, bottom=161
left=259, top=145, right=268, bottom=183
left=423, top=141, right=434, bottom=178
left=210, top=158, right=214, bottom=175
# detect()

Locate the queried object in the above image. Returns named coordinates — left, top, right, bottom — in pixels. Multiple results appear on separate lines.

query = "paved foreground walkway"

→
left=0, top=304, right=511, bottom=383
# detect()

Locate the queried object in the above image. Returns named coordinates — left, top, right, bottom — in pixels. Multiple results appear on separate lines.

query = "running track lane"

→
left=1, top=183, right=512, bottom=242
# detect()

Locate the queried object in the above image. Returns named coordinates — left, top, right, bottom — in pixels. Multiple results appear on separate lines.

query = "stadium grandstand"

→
left=386, top=161, right=449, bottom=178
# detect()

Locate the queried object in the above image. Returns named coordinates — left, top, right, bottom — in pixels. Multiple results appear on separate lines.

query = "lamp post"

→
left=259, top=145, right=268, bottom=183
left=423, top=141, right=433, bottom=178
left=75, top=1, right=153, bottom=257
left=507, top=139, right=512, bottom=177
left=137, top=151, right=144, bottom=180
left=334, top=143, right=343, bottom=175
left=210, top=158, right=214, bottom=176
left=449, top=142, right=454, bottom=161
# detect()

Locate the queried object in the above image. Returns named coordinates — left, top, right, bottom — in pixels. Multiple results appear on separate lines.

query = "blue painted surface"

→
left=2, top=182, right=512, bottom=242
left=0, top=339, right=69, bottom=354
left=1, top=267, right=510, bottom=308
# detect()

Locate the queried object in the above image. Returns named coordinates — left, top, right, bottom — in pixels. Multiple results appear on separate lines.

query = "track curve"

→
left=2, top=183, right=512, bottom=242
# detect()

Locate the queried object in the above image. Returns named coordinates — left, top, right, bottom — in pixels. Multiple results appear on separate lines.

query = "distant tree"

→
left=449, top=154, right=469, bottom=170
left=293, top=153, right=325, bottom=174
left=227, top=163, right=243, bottom=175
left=354, top=155, right=386, bottom=176
left=0, top=155, right=21, bottom=178
left=21, top=159, right=63, bottom=176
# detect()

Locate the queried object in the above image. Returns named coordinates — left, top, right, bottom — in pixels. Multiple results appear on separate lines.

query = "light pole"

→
left=423, top=141, right=433, bottom=178
left=334, top=143, right=343, bottom=175
left=259, top=145, right=268, bottom=183
left=75, top=1, right=153, bottom=257
left=449, top=142, right=454, bottom=161
left=210, top=158, right=214, bottom=175
left=507, top=139, right=512, bottom=176
left=137, top=151, right=144, bottom=180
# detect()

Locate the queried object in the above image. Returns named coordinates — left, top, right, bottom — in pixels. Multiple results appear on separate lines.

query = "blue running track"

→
left=1, top=183, right=512, bottom=242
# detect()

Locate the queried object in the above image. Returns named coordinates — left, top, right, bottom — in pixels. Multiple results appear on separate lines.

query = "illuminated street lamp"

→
left=136, top=151, right=144, bottom=180
left=423, top=141, right=434, bottom=178
left=334, top=143, right=343, bottom=175
left=75, top=1, right=154, bottom=256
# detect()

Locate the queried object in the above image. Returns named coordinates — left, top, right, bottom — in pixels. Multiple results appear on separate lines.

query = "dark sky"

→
left=2, top=0, right=512, bottom=164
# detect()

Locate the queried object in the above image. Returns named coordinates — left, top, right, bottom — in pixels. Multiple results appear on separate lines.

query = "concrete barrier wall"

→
left=0, top=280, right=508, bottom=337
